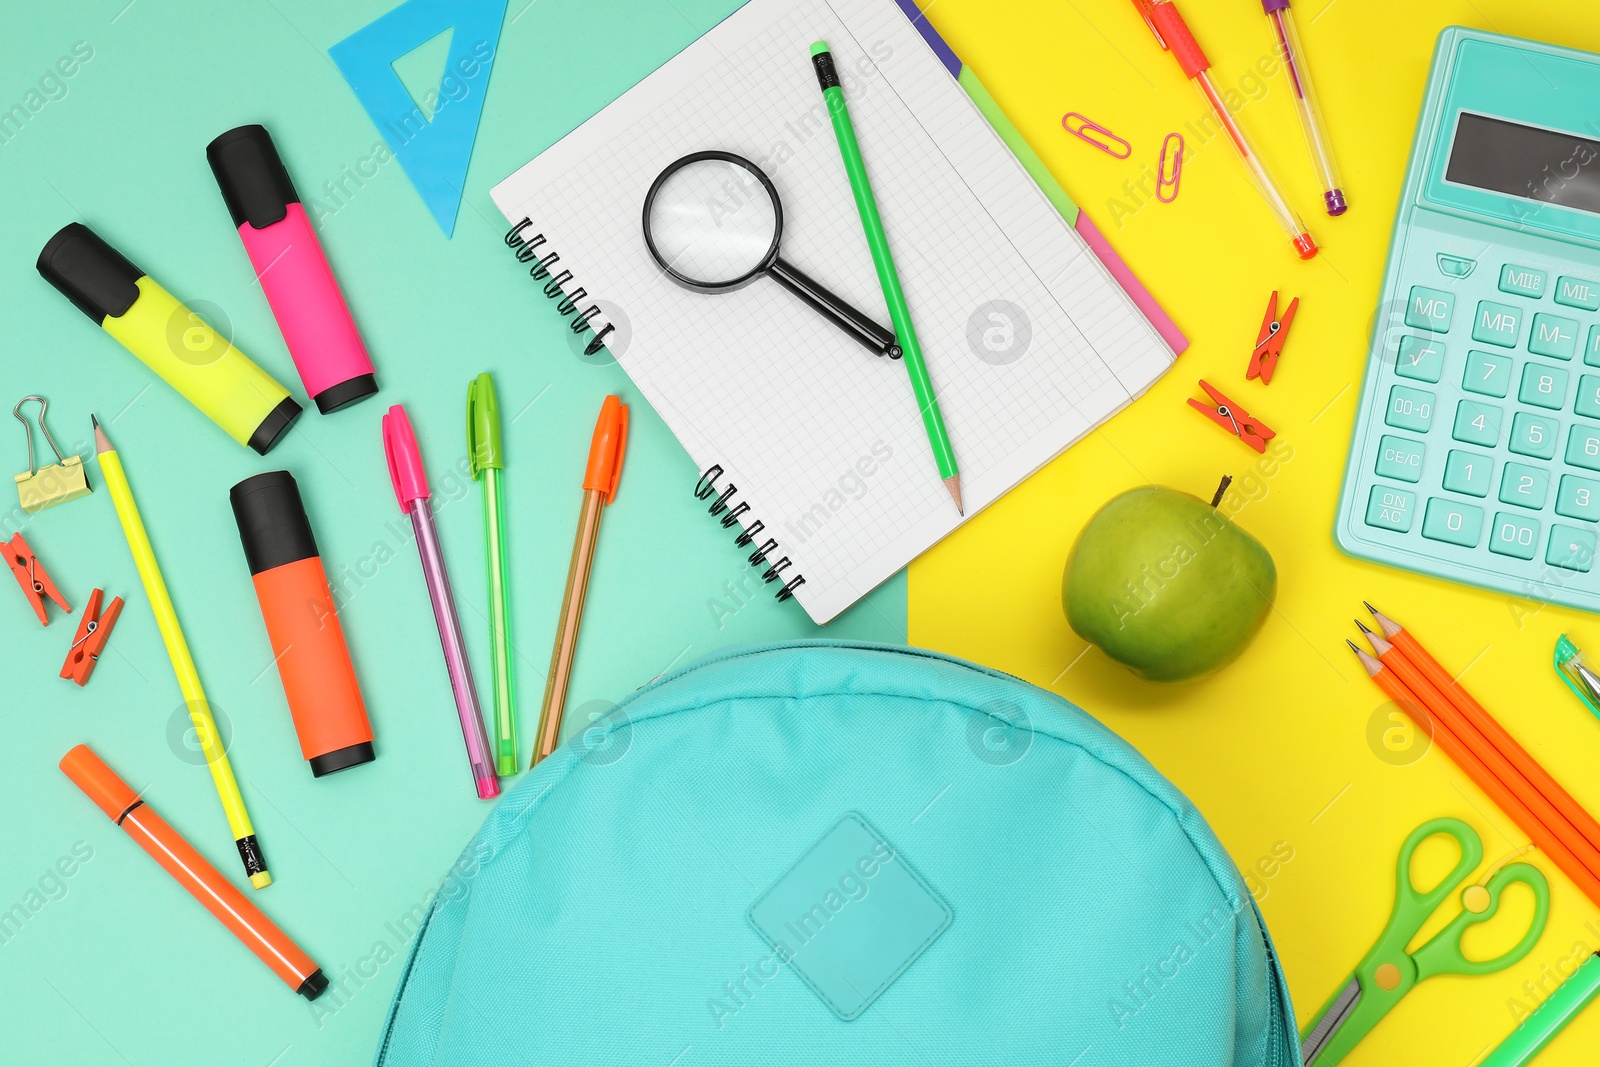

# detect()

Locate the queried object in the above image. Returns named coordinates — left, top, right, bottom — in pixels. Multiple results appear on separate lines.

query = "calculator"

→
left=1336, top=28, right=1600, bottom=612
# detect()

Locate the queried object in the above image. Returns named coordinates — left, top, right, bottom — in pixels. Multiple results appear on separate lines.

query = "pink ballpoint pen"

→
left=382, top=405, right=499, bottom=800
left=1261, top=0, right=1348, bottom=216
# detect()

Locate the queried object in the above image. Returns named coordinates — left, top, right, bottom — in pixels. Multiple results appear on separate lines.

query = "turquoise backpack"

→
left=375, top=641, right=1301, bottom=1065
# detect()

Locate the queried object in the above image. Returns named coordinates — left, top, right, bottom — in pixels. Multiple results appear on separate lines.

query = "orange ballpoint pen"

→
left=532, top=395, right=628, bottom=767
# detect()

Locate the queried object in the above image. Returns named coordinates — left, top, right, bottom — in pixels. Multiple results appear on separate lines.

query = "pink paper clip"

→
left=1157, top=133, right=1184, bottom=203
left=1061, top=113, right=1132, bottom=159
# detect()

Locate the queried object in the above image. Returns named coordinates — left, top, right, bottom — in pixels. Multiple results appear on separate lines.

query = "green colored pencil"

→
left=811, top=40, right=963, bottom=514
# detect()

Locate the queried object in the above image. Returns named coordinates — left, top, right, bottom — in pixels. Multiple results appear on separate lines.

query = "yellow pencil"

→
left=92, top=417, right=271, bottom=889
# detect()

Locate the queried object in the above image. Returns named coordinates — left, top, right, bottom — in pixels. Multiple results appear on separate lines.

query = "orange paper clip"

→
left=1188, top=380, right=1275, bottom=453
left=1061, top=113, right=1132, bottom=159
left=4, top=532, right=70, bottom=625
left=61, top=588, right=123, bottom=686
left=1247, top=291, right=1300, bottom=385
left=1157, top=133, right=1184, bottom=203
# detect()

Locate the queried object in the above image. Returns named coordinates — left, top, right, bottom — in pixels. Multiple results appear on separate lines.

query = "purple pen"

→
left=1261, top=0, right=1347, bottom=215
left=382, top=404, right=500, bottom=800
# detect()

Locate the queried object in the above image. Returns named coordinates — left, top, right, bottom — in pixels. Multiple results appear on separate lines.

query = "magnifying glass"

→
left=643, top=151, right=900, bottom=359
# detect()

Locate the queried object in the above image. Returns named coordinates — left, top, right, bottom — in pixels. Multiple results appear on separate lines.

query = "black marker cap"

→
left=247, top=396, right=302, bottom=456
left=298, top=970, right=330, bottom=1001
left=207, top=124, right=300, bottom=230
left=231, top=470, right=319, bottom=575
left=309, top=741, right=376, bottom=778
left=37, top=223, right=143, bottom=322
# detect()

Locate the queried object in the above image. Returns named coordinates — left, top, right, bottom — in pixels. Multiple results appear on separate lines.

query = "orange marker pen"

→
left=59, top=745, right=328, bottom=1000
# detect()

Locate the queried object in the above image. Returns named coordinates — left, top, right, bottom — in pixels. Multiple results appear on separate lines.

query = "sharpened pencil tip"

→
left=944, top=474, right=963, bottom=515
left=1345, top=639, right=1361, bottom=654
left=1355, top=620, right=1372, bottom=634
left=1363, top=600, right=1379, bottom=616
left=91, top=416, right=111, bottom=455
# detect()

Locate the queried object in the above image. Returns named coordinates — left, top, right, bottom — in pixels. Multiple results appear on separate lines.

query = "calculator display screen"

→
left=1445, top=112, right=1600, bottom=214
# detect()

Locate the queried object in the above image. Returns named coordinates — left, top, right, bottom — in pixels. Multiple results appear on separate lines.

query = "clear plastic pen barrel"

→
left=1194, top=69, right=1319, bottom=259
left=1270, top=5, right=1347, bottom=215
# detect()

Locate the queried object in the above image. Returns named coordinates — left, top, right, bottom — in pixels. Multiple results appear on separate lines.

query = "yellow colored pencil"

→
left=93, top=417, right=271, bottom=889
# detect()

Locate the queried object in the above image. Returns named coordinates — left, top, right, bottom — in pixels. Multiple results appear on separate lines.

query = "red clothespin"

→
left=4, top=532, right=70, bottom=625
left=1246, top=291, right=1300, bottom=384
left=1188, top=380, right=1276, bottom=454
left=60, top=588, right=122, bottom=686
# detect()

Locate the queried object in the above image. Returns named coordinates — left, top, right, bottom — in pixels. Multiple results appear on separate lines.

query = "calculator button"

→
left=1376, top=436, right=1425, bottom=483
left=1499, top=462, right=1551, bottom=509
left=1588, top=326, right=1600, bottom=367
left=1577, top=376, right=1600, bottom=420
left=1519, top=363, right=1570, bottom=409
left=1451, top=400, right=1501, bottom=446
left=1556, top=475, right=1600, bottom=522
left=1529, top=314, right=1580, bottom=360
left=1406, top=287, right=1455, bottom=331
left=1463, top=351, right=1512, bottom=397
left=1567, top=424, right=1600, bottom=471
left=1556, top=276, right=1600, bottom=311
left=1422, top=498, right=1483, bottom=547
left=1438, top=255, right=1477, bottom=279
left=1442, top=450, right=1491, bottom=497
left=1366, top=485, right=1416, bottom=532
left=1499, top=264, right=1548, bottom=298
left=1509, top=412, right=1559, bottom=459
left=1386, top=386, right=1436, bottom=432
left=1472, top=301, right=1523, bottom=347
left=1490, top=513, right=1540, bottom=560
left=1547, top=525, right=1597, bottom=572
left=1395, top=336, right=1444, bottom=382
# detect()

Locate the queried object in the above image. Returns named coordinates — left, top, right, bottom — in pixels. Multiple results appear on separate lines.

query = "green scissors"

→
left=1299, top=818, right=1550, bottom=1065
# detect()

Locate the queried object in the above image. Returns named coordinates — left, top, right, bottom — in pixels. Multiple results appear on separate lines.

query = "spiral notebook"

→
left=490, top=0, right=1182, bottom=624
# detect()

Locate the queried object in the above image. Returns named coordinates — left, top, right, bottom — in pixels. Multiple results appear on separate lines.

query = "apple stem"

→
left=1210, top=476, right=1232, bottom=509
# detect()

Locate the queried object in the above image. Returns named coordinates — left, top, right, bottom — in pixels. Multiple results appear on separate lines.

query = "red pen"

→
left=1131, top=0, right=1318, bottom=259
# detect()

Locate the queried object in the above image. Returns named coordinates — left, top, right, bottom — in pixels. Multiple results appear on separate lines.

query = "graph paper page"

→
left=491, top=0, right=1175, bottom=623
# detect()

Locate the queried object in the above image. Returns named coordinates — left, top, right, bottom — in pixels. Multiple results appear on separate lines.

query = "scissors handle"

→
left=1413, top=861, right=1549, bottom=980
left=1300, top=819, right=1490, bottom=1066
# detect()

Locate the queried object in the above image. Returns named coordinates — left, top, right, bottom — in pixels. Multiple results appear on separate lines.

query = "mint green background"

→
left=0, top=2, right=905, bottom=1063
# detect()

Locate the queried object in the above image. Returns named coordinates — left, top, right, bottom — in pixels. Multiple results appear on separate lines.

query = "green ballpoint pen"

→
left=468, top=372, right=517, bottom=776
left=811, top=40, right=964, bottom=514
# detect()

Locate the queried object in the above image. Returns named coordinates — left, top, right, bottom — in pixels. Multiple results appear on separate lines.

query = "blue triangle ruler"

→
left=330, top=0, right=509, bottom=237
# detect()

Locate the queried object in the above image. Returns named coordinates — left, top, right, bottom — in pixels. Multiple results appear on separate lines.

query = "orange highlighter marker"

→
left=532, top=395, right=627, bottom=767
left=59, top=745, right=328, bottom=1000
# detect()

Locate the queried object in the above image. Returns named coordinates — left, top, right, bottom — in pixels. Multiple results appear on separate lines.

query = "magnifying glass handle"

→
left=770, top=257, right=900, bottom=359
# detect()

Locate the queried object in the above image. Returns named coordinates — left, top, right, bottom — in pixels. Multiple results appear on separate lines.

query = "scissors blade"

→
left=1301, top=978, right=1362, bottom=1065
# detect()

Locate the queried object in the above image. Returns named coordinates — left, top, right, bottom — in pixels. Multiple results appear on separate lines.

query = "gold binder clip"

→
left=14, top=396, right=91, bottom=513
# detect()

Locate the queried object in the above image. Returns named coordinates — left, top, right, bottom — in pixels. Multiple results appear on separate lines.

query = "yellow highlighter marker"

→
left=39, top=225, right=301, bottom=455
left=94, top=416, right=271, bottom=888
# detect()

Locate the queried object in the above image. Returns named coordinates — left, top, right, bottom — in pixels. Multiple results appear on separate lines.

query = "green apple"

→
left=1062, top=483, right=1276, bottom=683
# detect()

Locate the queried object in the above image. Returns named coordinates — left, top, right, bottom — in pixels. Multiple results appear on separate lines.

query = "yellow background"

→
left=914, top=1, right=1600, bottom=1063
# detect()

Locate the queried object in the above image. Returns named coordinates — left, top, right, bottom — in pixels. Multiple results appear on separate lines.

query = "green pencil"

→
left=811, top=40, right=963, bottom=514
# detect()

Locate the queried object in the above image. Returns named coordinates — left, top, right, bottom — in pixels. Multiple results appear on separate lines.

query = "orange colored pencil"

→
left=1350, top=643, right=1600, bottom=908
left=1360, top=624, right=1600, bottom=884
left=1367, top=603, right=1600, bottom=858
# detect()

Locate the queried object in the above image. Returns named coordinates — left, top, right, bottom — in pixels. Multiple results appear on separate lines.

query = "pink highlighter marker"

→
left=382, top=405, right=500, bottom=800
left=207, top=125, right=379, bottom=414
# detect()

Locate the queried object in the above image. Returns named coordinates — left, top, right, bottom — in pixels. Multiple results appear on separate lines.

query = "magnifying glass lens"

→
left=645, top=158, right=777, bottom=286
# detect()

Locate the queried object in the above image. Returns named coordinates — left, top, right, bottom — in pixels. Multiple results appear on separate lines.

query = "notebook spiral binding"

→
left=503, top=219, right=617, bottom=356
left=695, top=465, right=806, bottom=603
